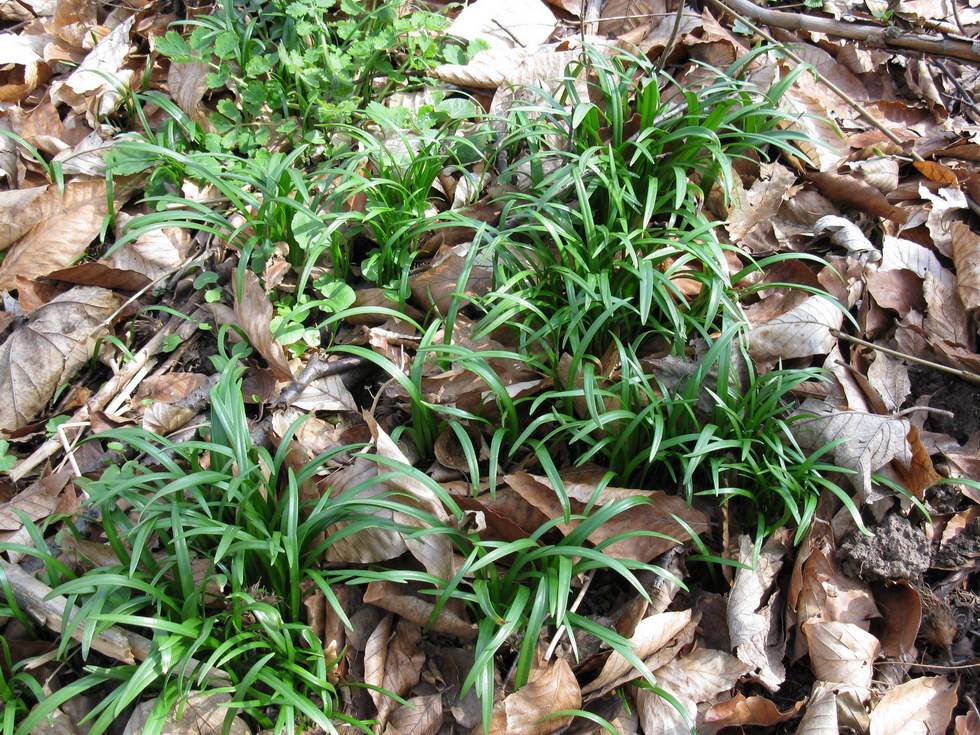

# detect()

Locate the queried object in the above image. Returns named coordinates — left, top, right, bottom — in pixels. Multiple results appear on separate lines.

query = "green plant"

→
left=338, top=464, right=690, bottom=732
left=478, top=45, right=809, bottom=370
left=0, top=338, right=454, bottom=735
left=156, top=0, right=461, bottom=155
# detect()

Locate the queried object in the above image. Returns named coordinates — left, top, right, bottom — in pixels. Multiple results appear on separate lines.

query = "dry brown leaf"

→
left=791, top=398, right=912, bottom=502
left=363, top=580, right=477, bottom=639
left=802, top=620, right=879, bottom=687
left=487, top=658, right=581, bottom=735
left=794, top=682, right=838, bottom=735
left=323, top=458, right=408, bottom=564
left=636, top=648, right=750, bottom=734
left=0, top=33, right=51, bottom=102
left=866, top=269, right=925, bottom=316
left=408, top=254, right=491, bottom=315
left=954, top=708, right=980, bottom=735
left=873, top=580, right=921, bottom=660
left=0, top=471, right=71, bottom=531
left=0, top=186, right=48, bottom=248
left=951, top=222, right=980, bottom=311
left=748, top=296, right=842, bottom=362
left=815, top=215, right=875, bottom=256
left=880, top=236, right=950, bottom=283
left=135, top=373, right=208, bottom=404
left=0, top=286, right=120, bottom=433
left=598, top=0, right=665, bottom=36
left=504, top=472, right=707, bottom=562
left=123, top=691, right=249, bottom=735
left=924, top=271, right=972, bottom=348
left=50, top=16, right=135, bottom=111
left=289, top=373, right=356, bottom=412
left=448, top=0, right=556, bottom=50
left=0, top=180, right=111, bottom=289
left=167, top=59, right=210, bottom=124
left=108, top=215, right=188, bottom=280
left=365, top=614, right=425, bottom=728
left=47, top=262, right=152, bottom=291
left=233, top=271, right=293, bottom=381
left=704, top=693, right=804, bottom=727
left=365, top=414, right=454, bottom=579
left=805, top=172, right=906, bottom=222
left=142, top=403, right=196, bottom=436
left=866, top=354, right=911, bottom=412
left=869, top=676, right=957, bottom=735
left=384, top=694, right=443, bottom=735
left=581, top=610, right=693, bottom=696
left=728, top=533, right=789, bottom=690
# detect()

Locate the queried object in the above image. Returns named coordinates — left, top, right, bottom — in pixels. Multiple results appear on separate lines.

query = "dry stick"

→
left=543, top=569, right=596, bottom=662
left=830, top=329, right=980, bottom=385
left=710, top=0, right=980, bottom=63
left=0, top=559, right=228, bottom=683
left=9, top=292, right=204, bottom=483
left=705, top=0, right=925, bottom=162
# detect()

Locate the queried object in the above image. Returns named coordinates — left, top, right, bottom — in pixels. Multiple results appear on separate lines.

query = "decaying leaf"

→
left=794, top=682, right=838, bottom=735
left=0, top=286, right=120, bottom=433
left=869, top=676, right=957, bottom=735
left=802, top=620, right=879, bottom=687
left=123, top=691, right=249, bottom=735
left=582, top=610, right=693, bottom=696
left=233, top=270, right=293, bottom=381
left=791, top=398, right=912, bottom=501
left=728, top=533, right=789, bottom=690
left=951, top=221, right=980, bottom=311
left=488, top=658, right=580, bottom=735
left=0, top=180, right=111, bottom=289
left=636, top=648, right=750, bottom=735
left=703, top=693, right=804, bottom=727
left=365, top=614, right=425, bottom=728
left=748, top=296, right=842, bottom=362
left=448, top=0, right=556, bottom=50
left=384, top=694, right=443, bottom=735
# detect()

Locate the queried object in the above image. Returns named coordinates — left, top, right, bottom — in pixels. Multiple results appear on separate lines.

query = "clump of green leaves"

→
left=0, top=339, right=447, bottom=735
left=156, top=0, right=464, bottom=154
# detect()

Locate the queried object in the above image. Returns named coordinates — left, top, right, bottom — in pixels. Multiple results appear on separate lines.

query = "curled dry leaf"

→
left=951, top=221, right=980, bottom=311
left=727, top=533, right=789, bottom=690
left=0, top=33, right=50, bottom=102
left=866, top=354, right=911, bottom=412
left=748, top=296, right=842, bottom=362
left=703, top=693, right=804, bottom=727
left=0, top=471, right=71, bottom=533
left=794, top=682, right=838, bottom=735
left=923, top=271, right=972, bottom=348
left=50, top=16, right=135, bottom=111
left=815, top=215, right=875, bottom=255
left=123, top=691, right=249, bottom=735
left=582, top=610, right=693, bottom=696
left=0, top=286, right=120, bottom=433
left=0, top=180, right=111, bottom=289
left=365, top=614, right=425, bottom=728
left=869, top=676, right=957, bottom=735
left=363, top=580, right=477, bottom=639
left=636, top=648, right=750, bottom=735
left=233, top=271, right=293, bottom=381
left=448, top=0, right=556, bottom=50
left=504, top=472, right=707, bottom=562
left=805, top=172, right=906, bottom=222
left=384, top=694, right=443, bottom=735
left=486, top=658, right=581, bottom=735
left=802, top=620, right=879, bottom=688
left=791, top=398, right=912, bottom=502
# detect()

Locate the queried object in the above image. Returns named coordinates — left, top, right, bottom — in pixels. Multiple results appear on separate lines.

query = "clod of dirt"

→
left=840, top=512, right=932, bottom=581
left=933, top=523, right=980, bottom=570
left=908, top=365, right=980, bottom=443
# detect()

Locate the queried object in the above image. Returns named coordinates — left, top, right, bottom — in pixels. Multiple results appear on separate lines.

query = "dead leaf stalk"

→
left=830, top=329, right=980, bottom=385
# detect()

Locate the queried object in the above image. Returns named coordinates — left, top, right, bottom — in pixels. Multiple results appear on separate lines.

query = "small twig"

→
left=55, top=422, right=89, bottom=479
left=654, top=0, right=688, bottom=73
left=934, top=60, right=980, bottom=118
left=491, top=18, right=525, bottom=48
left=830, top=329, right=980, bottom=385
left=543, top=569, right=596, bottom=662
left=706, top=0, right=924, bottom=161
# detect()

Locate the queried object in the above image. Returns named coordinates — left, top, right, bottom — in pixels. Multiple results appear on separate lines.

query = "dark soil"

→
left=840, top=512, right=932, bottom=581
left=907, top=365, right=980, bottom=444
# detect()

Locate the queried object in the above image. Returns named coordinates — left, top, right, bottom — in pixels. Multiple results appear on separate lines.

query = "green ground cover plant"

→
left=0, top=8, right=865, bottom=733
